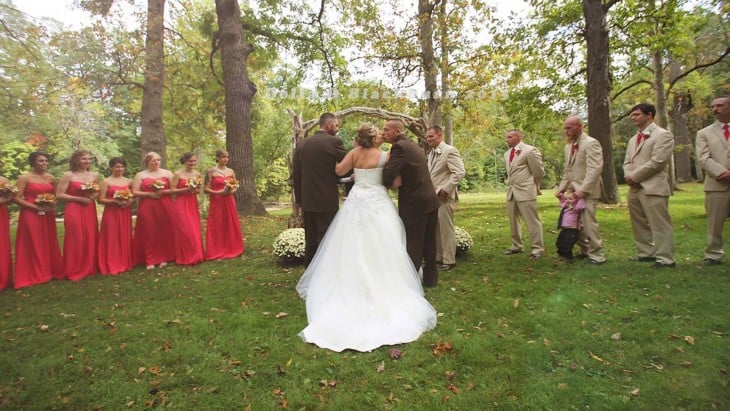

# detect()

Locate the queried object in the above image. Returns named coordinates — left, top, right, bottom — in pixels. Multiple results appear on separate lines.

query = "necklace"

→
left=215, top=165, right=227, bottom=174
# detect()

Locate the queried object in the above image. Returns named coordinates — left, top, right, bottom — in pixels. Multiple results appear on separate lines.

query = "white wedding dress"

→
left=296, top=152, right=437, bottom=352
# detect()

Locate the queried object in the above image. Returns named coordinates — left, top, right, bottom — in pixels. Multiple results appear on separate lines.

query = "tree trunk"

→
left=669, top=61, right=693, bottom=182
left=215, top=0, right=267, bottom=216
left=439, top=0, right=454, bottom=144
left=582, top=0, right=619, bottom=204
left=418, top=0, right=441, bottom=126
left=140, top=0, right=166, bottom=166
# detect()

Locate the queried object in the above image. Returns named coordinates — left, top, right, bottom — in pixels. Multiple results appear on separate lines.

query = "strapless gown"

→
left=0, top=203, right=10, bottom=290
left=173, top=178, right=204, bottom=265
left=205, top=176, right=244, bottom=260
left=98, top=185, right=135, bottom=275
left=134, top=177, right=176, bottom=266
left=63, top=180, right=99, bottom=281
left=296, top=153, right=437, bottom=352
left=14, top=182, right=64, bottom=288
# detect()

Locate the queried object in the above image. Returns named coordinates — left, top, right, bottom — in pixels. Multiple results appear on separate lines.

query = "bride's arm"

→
left=335, top=147, right=359, bottom=176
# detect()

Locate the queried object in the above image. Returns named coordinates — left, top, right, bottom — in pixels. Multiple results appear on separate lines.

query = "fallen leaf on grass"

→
left=444, top=370, right=456, bottom=380
left=557, top=383, right=568, bottom=390
left=513, top=299, right=520, bottom=309
left=681, top=361, right=693, bottom=367
left=60, top=313, right=76, bottom=318
left=275, top=312, right=288, bottom=319
left=137, top=367, right=146, bottom=376
left=611, top=332, right=622, bottom=340
left=447, top=384, right=460, bottom=394
left=389, top=348, right=402, bottom=359
left=630, top=388, right=640, bottom=396
left=589, top=352, right=610, bottom=365
left=38, top=324, right=49, bottom=332
left=684, top=336, right=695, bottom=346
left=377, top=361, right=385, bottom=373
left=432, top=341, right=453, bottom=356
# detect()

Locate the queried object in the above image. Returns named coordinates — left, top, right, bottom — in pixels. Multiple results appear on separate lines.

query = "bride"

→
left=296, top=123, right=437, bottom=352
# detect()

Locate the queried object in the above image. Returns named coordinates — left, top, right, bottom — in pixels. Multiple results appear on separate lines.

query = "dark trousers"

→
left=556, top=228, right=579, bottom=259
left=303, top=210, right=337, bottom=266
left=402, top=209, right=439, bottom=287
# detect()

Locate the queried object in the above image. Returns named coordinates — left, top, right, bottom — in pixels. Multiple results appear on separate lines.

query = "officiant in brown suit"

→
left=382, top=119, right=441, bottom=287
left=291, top=113, right=346, bottom=266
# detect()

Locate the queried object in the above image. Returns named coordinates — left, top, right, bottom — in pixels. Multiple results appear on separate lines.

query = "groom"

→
left=382, top=119, right=441, bottom=287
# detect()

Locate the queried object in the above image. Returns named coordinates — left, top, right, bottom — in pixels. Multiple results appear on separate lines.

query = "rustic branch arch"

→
left=286, top=106, right=430, bottom=228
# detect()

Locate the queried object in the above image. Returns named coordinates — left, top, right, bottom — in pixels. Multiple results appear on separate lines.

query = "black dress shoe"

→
left=629, top=256, right=656, bottom=262
left=437, top=264, right=455, bottom=271
left=703, top=258, right=721, bottom=266
left=502, top=249, right=522, bottom=255
left=654, top=262, right=676, bottom=268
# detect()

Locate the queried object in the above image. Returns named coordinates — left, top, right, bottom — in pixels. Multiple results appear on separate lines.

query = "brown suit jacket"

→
left=697, top=121, right=730, bottom=192
left=623, top=123, right=674, bottom=196
left=383, top=135, right=440, bottom=218
left=291, top=130, right=346, bottom=212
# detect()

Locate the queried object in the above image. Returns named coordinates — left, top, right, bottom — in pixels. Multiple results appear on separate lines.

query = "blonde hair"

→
left=355, top=123, right=379, bottom=148
left=70, top=150, right=93, bottom=171
left=142, top=151, right=161, bottom=168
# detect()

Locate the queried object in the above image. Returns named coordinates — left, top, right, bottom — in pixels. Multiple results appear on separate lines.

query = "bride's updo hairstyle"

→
left=355, top=123, right=379, bottom=148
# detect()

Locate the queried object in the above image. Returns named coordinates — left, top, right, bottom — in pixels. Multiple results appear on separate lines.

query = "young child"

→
left=556, top=187, right=586, bottom=261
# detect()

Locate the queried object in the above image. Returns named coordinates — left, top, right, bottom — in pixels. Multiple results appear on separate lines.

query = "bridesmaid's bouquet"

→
left=80, top=181, right=100, bottom=194
left=113, top=189, right=134, bottom=201
left=35, top=193, right=56, bottom=215
left=149, top=179, right=166, bottom=191
left=187, top=176, right=203, bottom=189
left=0, top=181, right=18, bottom=194
left=225, top=177, right=239, bottom=191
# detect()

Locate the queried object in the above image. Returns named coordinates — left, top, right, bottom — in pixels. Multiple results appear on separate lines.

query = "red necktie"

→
left=636, top=133, right=648, bottom=147
left=724, top=124, right=729, bottom=141
left=509, top=147, right=516, bottom=163
left=569, top=143, right=577, bottom=163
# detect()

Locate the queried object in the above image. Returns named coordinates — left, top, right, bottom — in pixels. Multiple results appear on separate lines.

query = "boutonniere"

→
left=434, top=148, right=442, bottom=156
left=515, top=149, right=521, bottom=155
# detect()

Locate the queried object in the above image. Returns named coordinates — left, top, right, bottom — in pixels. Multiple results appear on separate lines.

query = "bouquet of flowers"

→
left=225, top=177, right=240, bottom=191
left=80, top=181, right=100, bottom=193
left=0, top=181, right=18, bottom=194
left=113, top=189, right=134, bottom=201
left=272, top=228, right=305, bottom=265
left=187, top=176, right=203, bottom=189
left=149, top=179, right=166, bottom=191
left=35, top=193, right=56, bottom=215
left=455, top=226, right=474, bottom=255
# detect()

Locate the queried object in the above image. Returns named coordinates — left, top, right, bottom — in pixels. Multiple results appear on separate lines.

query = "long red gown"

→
left=134, top=177, right=177, bottom=266
left=14, top=182, right=64, bottom=288
left=63, top=181, right=99, bottom=281
left=0, top=202, right=11, bottom=290
left=98, top=185, right=134, bottom=275
left=205, top=176, right=244, bottom=260
left=173, top=179, right=204, bottom=265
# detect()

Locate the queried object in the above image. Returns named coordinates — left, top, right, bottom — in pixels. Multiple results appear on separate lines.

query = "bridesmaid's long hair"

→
left=355, top=123, right=379, bottom=148
left=142, top=152, right=161, bottom=168
left=28, top=151, right=51, bottom=167
left=70, top=150, right=93, bottom=172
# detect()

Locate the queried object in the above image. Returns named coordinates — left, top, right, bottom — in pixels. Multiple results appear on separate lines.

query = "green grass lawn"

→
left=1, top=183, right=728, bottom=409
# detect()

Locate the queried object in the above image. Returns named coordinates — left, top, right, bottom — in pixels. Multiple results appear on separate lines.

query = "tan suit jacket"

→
left=505, top=142, right=544, bottom=201
left=429, top=142, right=465, bottom=201
left=623, top=123, right=673, bottom=196
left=558, top=133, right=603, bottom=198
left=697, top=121, right=730, bottom=192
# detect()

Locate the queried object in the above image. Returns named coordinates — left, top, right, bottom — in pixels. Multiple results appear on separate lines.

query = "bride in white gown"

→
left=296, top=123, right=437, bottom=352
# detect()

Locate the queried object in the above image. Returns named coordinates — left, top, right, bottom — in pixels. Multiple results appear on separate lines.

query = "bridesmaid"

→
left=14, top=151, right=64, bottom=288
left=97, top=157, right=135, bottom=275
left=0, top=161, right=13, bottom=290
left=204, top=150, right=244, bottom=260
left=56, top=149, right=100, bottom=281
left=132, top=152, right=177, bottom=270
left=170, top=152, right=204, bottom=266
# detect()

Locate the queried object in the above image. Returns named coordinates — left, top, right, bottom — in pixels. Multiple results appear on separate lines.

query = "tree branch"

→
left=611, top=79, right=652, bottom=100
left=667, top=47, right=730, bottom=93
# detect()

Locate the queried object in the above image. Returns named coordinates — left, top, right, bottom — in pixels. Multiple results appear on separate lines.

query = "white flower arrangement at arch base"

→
left=455, top=226, right=474, bottom=255
left=272, top=228, right=306, bottom=264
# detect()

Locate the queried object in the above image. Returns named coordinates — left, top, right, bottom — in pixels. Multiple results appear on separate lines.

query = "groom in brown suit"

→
left=382, top=119, right=441, bottom=287
left=291, top=113, right=346, bottom=266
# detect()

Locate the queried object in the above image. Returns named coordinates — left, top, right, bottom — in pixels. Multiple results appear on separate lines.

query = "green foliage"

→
left=0, top=140, right=35, bottom=180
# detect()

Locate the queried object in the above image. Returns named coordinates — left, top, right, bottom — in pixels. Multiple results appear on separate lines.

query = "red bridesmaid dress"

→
left=0, top=202, right=11, bottom=290
left=173, top=178, right=204, bottom=265
left=134, top=177, right=176, bottom=266
left=14, top=182, right=64, bottom=288
left=205, top=176, right=244, bottom=260
left=98, top=185, right=134, bottom=275
left=63, top=181, right=99, bottom=281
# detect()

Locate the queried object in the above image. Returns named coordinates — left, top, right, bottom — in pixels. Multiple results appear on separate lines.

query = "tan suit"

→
left=428, top=142, right=465, bottom=265
left=558, top=133, right=606, bottom=262
left=623, top=123, right=675, bottom=264
left=505, top=142, right=545, bottom=255
left=696, top=120, right=730, bottom=261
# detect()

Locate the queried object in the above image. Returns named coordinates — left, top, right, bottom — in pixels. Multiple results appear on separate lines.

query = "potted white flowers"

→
left=455, top=226, right=474, bottom=255
left=272, top=228, right=305, bottom=265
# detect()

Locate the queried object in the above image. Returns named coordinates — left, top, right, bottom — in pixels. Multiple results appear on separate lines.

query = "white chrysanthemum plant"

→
left=455, top=226, right=474, bottom=255
left=273, top=228, right=306, bottom=264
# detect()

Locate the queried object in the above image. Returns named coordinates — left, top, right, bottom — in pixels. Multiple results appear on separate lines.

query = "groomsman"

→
left=291, top=113, right=346, bottom=266
left=556, top=116, right=606, bottom=265
left=502, top=129, right=545, bottom=260
left=427, top=126, right=465, bottom=271
left=696, top=95, right=730, bottom=265
left=623, top=103, right=675, bottom=268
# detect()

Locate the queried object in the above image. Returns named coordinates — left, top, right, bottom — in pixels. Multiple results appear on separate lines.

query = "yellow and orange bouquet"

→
left=80, top=181, right=100, bottom=193
left=35, top=193, right=56, bottom=215
left=225, top=177, right=239, bottom=191
left=113, top=189, right=134, bottom=201
left=187, top=176, right=203, bottom=189
left=0, top=181, right=19, bottom=194
left=149, top=179, right=167, bottom=191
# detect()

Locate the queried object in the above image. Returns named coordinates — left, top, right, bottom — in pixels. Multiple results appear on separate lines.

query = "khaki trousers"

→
left=436, top=199, right=457, bottom=265
left=627, top=189, right=675, bottom=265
left=506, top=199, right=544, bottom=255
left=577, top=197, right=606, bottom=262
left=704, top=191, right=730, bottom=261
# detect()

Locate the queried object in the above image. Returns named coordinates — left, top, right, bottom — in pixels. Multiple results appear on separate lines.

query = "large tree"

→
left=140, top=0, right=167, bottom=166
left=213, top=0, right=266, bottom=216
